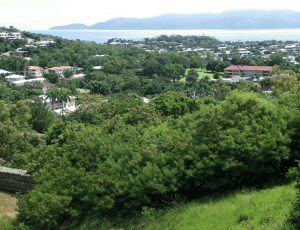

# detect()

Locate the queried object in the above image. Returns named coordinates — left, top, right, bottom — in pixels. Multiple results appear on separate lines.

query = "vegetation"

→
left=2, top=30, right=300, bottom=229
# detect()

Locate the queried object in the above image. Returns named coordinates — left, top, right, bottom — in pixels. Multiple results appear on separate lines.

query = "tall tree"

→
left=163, top=63, right=185, bottom=83
left=27, top=97, right=56, bottom=133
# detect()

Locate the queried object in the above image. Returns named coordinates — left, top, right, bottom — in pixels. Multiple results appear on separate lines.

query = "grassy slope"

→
left=0, top=191, right=18, bottom=230
left=143, top=184, right=297, bottom=230
left=61, top=183, right=297, bottom=230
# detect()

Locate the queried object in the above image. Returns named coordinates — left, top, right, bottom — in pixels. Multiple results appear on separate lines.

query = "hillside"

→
left=50, top=9, right=300, bottom=30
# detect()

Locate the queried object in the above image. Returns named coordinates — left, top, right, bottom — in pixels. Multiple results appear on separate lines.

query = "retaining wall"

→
left=0, top=167, right=35, bottom=194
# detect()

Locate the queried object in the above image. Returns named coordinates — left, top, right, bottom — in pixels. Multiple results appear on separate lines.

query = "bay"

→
left=27, top=29, right=300, bottom=44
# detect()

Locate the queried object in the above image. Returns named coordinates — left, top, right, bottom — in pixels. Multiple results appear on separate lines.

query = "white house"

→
left=35, top=40, right=56, bottom=47
left=92, top=66, right=102, bottom=71
left=11, top=78, right=46, bottom=86
left=93, top=54, right=109, bottom=58
left=5, top=74, right=26, bottom=83
left=0, top=69, right=13, bottom=75
left=38, top=95, right=76, bottom=116
left=0, top=32, right=21, bottom=40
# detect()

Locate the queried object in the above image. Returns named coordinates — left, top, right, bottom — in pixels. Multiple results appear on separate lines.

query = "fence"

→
left=0, top=167, right=35, bottom=194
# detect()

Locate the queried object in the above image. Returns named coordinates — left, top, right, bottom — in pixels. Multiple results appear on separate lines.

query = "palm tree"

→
left=45, top=88, right=59, bottom=111
left=59, top=89, right=71, bottom=108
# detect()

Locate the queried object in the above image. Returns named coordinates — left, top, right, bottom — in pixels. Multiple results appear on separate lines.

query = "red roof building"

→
left=224, top=65, right=274, bottom=78
left=28, top=66, right=44, bottom=78
left=44, top=66, right=75, bottom=78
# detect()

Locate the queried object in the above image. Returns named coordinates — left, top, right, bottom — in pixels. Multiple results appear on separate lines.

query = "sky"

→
left=1, top=0, right=300, bottom=31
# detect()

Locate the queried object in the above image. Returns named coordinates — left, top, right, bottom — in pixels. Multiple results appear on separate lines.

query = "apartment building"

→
left=224, top=65, right=274, bottom=78
left=28, top=66, right=44, bottom=78
left=44, top=66, right=75, bottom=78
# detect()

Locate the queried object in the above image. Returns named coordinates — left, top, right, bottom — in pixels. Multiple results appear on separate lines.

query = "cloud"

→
left=1, top=0, right=300, bottom=30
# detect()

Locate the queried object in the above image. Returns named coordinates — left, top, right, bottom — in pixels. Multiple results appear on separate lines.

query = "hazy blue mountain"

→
left=49, top=10, right=300, bottom=30
left=50, top=24, right=90, bottom=30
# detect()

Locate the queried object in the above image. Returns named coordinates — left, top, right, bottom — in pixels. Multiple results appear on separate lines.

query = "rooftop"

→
left=225, top=65, right=273, bottom=71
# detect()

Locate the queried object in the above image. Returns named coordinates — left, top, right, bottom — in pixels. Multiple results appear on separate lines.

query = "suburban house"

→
left=10, top=78, right=46, bottom=86
left=4, top=74, right=26, bottom=83
left=35, top=40, right=56, bottom=47
left=0, top=69, right=13, bottom=75
left=224, top=65, right=274, bottom=78
left=92, top=66, right=102, bottom=71
left=40, top=82, right=55, bottom=94
left=44, top=66, right=75, bottom=78
left=4, top=74, right=46, bottom=86
left=28, top=66, right=44, bottom=78
left=0, top=32, right=22, bottom=42
left=39, top=95, right=76, bottom=116
left=67, top=73, right=86, bottom=80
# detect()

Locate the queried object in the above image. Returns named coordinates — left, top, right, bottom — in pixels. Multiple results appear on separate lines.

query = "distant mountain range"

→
left=50, top=10, right=300, bottom=30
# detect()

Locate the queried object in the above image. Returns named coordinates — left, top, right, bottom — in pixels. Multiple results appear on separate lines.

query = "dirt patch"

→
left=0, top=191, right=18, bottom=220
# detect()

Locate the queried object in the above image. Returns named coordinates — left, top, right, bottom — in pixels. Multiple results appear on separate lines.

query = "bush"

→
left=14, top=92, right=295, bottom=229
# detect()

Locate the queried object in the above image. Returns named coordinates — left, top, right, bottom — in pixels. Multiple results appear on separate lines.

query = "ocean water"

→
left=28, top=29, right=300, bottom=44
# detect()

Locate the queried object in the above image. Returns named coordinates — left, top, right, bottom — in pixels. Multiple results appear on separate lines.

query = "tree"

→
left=271, top=74, right=300, bottom=97
left=179, top=91, right=292, bottom=190
left=27, top=97, right=56, bottom=133
left=163, top=63, right=185, bottom=83
left=0, top=100, right=32, bottom=161
left=186, top=69, right=199, bottom=83
left=63, top=69, right=74, bottom=79
left=59, top=89, right=72, bottom=108
left=206, top=60, right=217, bottom=72
left=151, top=91, right=200, bottom=118
left=46, top=88, right=59, bottom=110
left=142, top=58, right=163, bottom=77
left=43, top=72, right=60, bottom=84
left=213, top=72, right=220, bottom=79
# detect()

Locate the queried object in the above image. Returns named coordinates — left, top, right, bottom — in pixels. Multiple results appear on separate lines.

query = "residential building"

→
left=0, top=69, right=13, bottom=75
left=28, top=66, right=44, bottom=78
left=44, top=66, right=75, bottom=78
left=224, top=65, right=274, bottom=78
left=4, top=74, right=26, bottom=83
left=40, top=82, right=55, bottom=94
left=10, top=78, right=46, bottom=86
left=39, top=95, right=76, bottom=115
left=92, top=66, right=102, bottom=71
left=0, top=32, right=22, bottom=42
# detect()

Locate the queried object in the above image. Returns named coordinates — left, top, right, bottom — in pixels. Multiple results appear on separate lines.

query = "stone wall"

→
left=0, top=167, right=35, bottom=194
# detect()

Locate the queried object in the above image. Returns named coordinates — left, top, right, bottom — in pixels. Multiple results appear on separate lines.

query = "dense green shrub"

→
left=151, top=91, right=201, bottom=118
left=14, top=91, right=295, bottom=229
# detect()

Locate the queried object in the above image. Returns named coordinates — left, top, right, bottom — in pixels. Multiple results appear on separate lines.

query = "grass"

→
left=142, top=184, right=297, bottom=230
left=59, top=182, right=298, bottom=230
left=0, top=191, right=18, bottom=230
left=179, top=68, right=214, bottom=83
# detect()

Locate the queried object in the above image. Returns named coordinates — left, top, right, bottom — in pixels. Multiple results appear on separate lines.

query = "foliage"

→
left=151, top=91, right=201, bottom=118
left=63, top=69, right=74, bottom=79
left=27, top=96, right=57, bottom=133
left=271, top=74, right=299, bottom=97
left=45, top=87, right=72, bottom=110
left=0, top=100, right=39, bottom=164
left=163, top=63, right=185, bottom=83
left=43, top=72, right=60, bottom=84
left=186, top=69, right=198, bottom=83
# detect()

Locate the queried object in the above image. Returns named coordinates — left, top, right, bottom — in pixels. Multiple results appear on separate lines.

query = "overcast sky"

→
left=1, top=0, right=299, bottom=31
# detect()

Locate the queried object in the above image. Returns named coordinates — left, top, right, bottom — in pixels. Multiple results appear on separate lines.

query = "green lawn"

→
left=60, top=182, right=297, bottom=230
left=180, top=68, right=214, bottom=83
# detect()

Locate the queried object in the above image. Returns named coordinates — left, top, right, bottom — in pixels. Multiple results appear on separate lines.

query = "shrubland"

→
left=0, top=82, right=298, bottom=229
